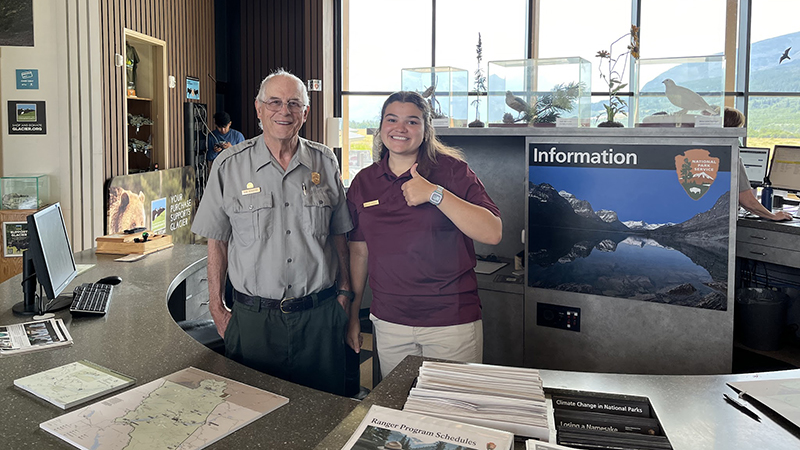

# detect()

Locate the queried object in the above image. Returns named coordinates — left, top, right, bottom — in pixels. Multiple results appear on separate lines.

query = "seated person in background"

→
left=207, top=111, right=245, bottom=163
left=725, top=106, right=792, bottom=221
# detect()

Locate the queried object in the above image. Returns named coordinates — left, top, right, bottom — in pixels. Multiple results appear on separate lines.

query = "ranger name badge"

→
left=242, top=182, right=261, bottom=195
left=363, top=199, right=379, bottom=208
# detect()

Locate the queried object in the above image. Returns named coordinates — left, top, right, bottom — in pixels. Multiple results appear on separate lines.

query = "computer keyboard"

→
left=70, top=283, right=113, bottom=315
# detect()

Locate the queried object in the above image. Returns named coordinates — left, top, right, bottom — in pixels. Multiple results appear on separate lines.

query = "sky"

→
left=529, top=166, right=732, bottom=224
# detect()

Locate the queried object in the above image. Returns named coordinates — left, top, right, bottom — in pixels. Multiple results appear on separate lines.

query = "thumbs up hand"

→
left=401, top=163, right=436, bottom=207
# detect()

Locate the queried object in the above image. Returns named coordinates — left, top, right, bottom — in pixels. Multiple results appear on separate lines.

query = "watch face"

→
left=430, top=190, right=443, bottom=205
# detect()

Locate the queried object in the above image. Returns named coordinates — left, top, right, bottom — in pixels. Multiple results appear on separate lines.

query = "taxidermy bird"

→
left=662, top=79, right=719, bottom=116
left=505, top=91, right=531, bottom=118
left=780, top=47, right=791, bottom=64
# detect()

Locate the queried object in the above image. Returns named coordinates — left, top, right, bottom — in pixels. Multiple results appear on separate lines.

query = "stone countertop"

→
left=0, top=245, right=357, bottom=450
left=738, top=215, right=800, bottom=235
left=315, top=356, right=800, bottom=450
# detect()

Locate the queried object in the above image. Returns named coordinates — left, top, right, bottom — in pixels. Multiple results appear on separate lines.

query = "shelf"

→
left=127, top=96, right=152, bottom=101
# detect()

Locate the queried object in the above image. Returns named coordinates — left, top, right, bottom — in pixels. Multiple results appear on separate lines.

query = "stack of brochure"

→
left=342, top=405, right=515, bottom=450
left=403, top=361, right=549, bottom=441
left=15, top=360, right=135, bottom=409
left=0, top=318, right=72, bottom=356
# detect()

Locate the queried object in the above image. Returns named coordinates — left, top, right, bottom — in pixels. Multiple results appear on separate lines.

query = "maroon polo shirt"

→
left=347, top=153, right=501, bottom=327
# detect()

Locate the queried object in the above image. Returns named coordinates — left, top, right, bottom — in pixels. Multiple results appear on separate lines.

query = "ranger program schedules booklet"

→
left=342, top=405, right=514, bottom=450
left=0, top=318, right=72, bottom=356
left=15, top=360, right=135, bottom=409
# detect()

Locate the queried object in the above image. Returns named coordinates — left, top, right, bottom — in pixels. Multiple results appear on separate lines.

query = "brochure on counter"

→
left=15, top=360, right=135, bottom=409
left=403, top=361, right=549, bottom=441
left=342, top=404, right=514, bottom=450
left=41, top=367, right=289, bottom=450
left=526, top=441, right=578, bottom=450
left=0, top=318, right=72, bottom=356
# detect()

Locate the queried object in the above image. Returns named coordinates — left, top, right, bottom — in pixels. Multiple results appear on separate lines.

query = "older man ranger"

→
left=191, top=69, right=355, bottom=396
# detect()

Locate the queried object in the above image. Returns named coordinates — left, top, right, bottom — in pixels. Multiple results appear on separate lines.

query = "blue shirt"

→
left=207, top=129, right=245, bottom=161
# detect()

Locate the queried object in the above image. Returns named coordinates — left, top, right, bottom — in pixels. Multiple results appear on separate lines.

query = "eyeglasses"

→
left=261, top=99, right=306, bottom=113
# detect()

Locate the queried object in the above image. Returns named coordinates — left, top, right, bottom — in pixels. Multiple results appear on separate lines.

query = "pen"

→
left=723, top=393, right=760, bottom=422
left=302, top=182, right=307, bottom=196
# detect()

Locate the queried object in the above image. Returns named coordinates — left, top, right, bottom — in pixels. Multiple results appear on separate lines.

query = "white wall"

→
left=0, top=0, right=104, bottom=251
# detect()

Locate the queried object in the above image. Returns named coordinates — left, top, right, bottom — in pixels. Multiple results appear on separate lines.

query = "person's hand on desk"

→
left=770, top=210, right=794, bottom=221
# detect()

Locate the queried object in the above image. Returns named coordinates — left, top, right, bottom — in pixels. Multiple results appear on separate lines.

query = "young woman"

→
left=346, top=91, right=502, bottom=377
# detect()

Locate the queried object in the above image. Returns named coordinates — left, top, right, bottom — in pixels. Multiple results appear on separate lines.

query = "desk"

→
left=3, top=244, right=799, bottom=449
left=0, top=245, right=358, bottom=449
left=737, top=217, right=800, bottom=269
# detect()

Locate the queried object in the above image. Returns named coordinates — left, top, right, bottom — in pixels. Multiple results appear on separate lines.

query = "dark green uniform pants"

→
left=224, top=292, right=349, bottom=396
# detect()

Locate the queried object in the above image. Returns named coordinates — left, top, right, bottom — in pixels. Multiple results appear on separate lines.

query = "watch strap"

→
left=337, top=289, right=355, bottom=301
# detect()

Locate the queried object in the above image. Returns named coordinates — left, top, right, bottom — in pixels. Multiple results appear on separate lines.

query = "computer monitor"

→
left=12, top=203, right=77, bottom=315
left=768, top=145, right=800, bottom=193
left=739, top=147, right=770, bottom=187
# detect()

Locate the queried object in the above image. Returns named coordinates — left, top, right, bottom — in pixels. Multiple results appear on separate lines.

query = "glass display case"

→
left=0, top=174, right=49, bottom=210
left=487, top=57, right=591, bottom=127
left=634, top=55, right=725, bottom=127
left=401, top=66, right=469, bottom=127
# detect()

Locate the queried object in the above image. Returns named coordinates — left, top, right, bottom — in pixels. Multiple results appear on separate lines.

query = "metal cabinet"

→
left=737, top=222, right=800, bottom=269
left=480, top=289, right=524, bottom=367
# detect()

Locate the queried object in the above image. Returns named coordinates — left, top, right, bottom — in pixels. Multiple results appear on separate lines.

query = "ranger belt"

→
left=233, top=285, right=337, bottom=313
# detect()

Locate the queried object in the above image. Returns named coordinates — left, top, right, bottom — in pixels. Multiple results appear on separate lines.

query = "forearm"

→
left=207, top=238, right=229, bottom=313
left=349, top=241, right=369, bottom=314
left=437, top=189, right=503, bottom=245
left=333, top=234, right=352, bottom=292
left=739, top=189, right=779, bottom=220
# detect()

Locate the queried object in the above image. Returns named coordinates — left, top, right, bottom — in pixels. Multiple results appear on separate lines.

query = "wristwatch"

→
left=337, top=289, right=355, bottom=301
left=429, top=185, right=444, bottom=205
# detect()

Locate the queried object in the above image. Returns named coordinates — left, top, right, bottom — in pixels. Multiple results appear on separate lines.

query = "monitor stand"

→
left=12, top=251, right=72, bottom=315
left=12, top=252, right=39, bottom=315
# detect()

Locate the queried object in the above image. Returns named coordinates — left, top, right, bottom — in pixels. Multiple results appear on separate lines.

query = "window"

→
left=340, top=1, right=800, bottom=174
left=342, top=0, right=527, bottom=185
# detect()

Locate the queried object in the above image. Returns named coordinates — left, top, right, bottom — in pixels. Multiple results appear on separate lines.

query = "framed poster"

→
left=186, top=76, right=200, bottom=100
left=3, top=221, right=28, bottom=257
left=7, top=100, right=46, bottom=134
left=527, top=142, right=732, bottom=311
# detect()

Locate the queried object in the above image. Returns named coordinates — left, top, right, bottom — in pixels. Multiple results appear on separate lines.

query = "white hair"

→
left=255, top=68, right=309, bottom=106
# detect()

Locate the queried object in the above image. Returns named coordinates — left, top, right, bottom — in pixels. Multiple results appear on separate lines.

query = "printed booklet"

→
left=342, top=405, right=514, bottom=450
left=15, top=360, right=135, bottom=409
left=0, top=318, right=72, bottom=356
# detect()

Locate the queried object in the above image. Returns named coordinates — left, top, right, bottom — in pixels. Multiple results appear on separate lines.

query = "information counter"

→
left=0, top=244, right=798, bottom=449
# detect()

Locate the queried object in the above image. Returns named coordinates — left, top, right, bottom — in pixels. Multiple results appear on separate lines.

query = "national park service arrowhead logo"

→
left=674, top=149, right=719, bottom=200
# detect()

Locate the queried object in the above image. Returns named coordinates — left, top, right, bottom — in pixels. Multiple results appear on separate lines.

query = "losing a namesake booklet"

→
left=15, top=360, right=135, bottom=409
left=342, top=404, right=514, bottom=450
left=0, top=318, right=72, bottom=356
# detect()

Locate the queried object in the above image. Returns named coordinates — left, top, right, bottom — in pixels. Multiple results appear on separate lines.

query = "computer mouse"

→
left=96, top=275, right=123, bottom=286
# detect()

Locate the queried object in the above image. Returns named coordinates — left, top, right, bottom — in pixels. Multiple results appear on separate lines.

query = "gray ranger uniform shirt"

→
left=192, top=135, right=353, bottom=299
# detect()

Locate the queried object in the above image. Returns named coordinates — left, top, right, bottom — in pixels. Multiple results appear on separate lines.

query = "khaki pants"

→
left=370, top=314, right=483, bottom=378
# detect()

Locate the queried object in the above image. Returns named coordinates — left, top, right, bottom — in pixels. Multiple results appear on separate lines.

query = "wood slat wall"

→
left=234, top=0, right=328, bottom=144
left=99, top=0, right=216, bottom=181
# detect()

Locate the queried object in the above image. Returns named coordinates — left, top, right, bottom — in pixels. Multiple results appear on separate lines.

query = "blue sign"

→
left=186, top=77, right=200, bottom=100
left=16, top=69, right=39, bottom=89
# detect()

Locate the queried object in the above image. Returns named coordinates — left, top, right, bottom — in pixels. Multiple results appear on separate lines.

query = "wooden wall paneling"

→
left=114, top=1, right=124, bottom=177
left=100, top=0, right=216, bottom=180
